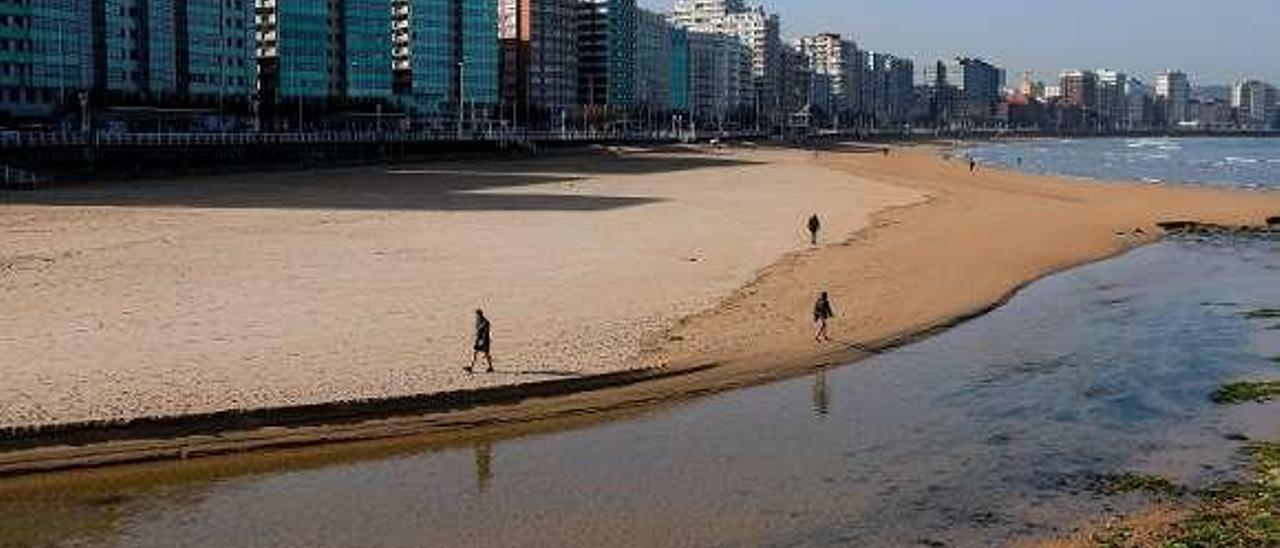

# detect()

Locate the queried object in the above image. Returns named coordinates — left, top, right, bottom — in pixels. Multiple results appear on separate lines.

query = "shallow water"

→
left=10, top=237, right=1280, bottom=548
left=968, top=137, right=1280, bottom=189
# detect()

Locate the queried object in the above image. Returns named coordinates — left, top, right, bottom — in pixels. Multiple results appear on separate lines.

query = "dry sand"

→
left=0, top=147, right=922, bottom=429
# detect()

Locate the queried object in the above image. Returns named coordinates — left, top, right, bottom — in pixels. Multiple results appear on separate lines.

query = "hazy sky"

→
left=638, top=0, right=1280, bottom=85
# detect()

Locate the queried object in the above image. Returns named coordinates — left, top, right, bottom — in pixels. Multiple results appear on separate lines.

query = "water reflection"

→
left=474, top=441, right=493, bottom=493
left=811, top=371, right=830, bottom=418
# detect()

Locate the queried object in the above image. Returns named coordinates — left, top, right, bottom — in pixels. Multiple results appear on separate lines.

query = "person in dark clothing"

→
left=468, top=309, right=493, bottom=373
left=807, top=214, right=821, bottom=245
left=813, top=291, right=835, bottom=342
left=969, top=157, right=977, bottom=173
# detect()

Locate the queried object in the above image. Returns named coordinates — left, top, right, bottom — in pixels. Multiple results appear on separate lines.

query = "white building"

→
left=670, top=0, right=744, bottom=27
left=797, top=33, right=860, bottom=118
left=671, top=0, right=780, bottom=125
left=1232, top=80, right=1277, bottom=129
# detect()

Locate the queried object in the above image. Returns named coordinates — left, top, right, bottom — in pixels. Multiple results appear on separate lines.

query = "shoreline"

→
left=3, top=146, right=1280, bottom=478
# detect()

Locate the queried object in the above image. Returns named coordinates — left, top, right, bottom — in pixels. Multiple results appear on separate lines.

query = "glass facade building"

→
left=260, top=1, right=337, bottom=100
left=408, top=0, right=497, bottom=114
left=183, top=0, right=256, bottom=99
left=99, top=0, right=178, bottom=96
left=343, top=0, right=391, bottom=98
left=634, top=8, right=670, bottom=111
left=670, top=27, right=688, bottom=112
left=577, top=0, right=635, bottom=108
left=459, top=0, right=498, bottom=107
left=498, top=0, right=579, bottom=120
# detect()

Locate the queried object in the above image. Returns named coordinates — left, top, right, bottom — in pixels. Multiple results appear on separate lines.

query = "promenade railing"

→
left=0, top=129, right=775, bottom=150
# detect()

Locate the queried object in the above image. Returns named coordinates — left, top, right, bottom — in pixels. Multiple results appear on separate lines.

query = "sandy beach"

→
left=2, top=143, right=1279, bottom=452
left=0, top=147, right=922, bottom=430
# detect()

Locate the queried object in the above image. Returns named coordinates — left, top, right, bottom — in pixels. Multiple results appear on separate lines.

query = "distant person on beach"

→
left=813, top=291, right=835, bottom=342
left=969, top=157, right=977, bottom=173
left=807, top=214, right=821, bottom=245
left=467, top=309, right=494, bottom=373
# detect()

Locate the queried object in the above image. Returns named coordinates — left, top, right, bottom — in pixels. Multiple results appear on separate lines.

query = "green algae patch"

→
left=1093, top=472, right=1187, bottom=498
left=1210, top=381, right=1280, bottom=404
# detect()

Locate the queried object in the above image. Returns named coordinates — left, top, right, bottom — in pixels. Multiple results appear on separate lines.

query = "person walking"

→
left=807, top=214, right=822, bottom=246
left=813, top=291, right=835, bottom=342
left=467, top=309, right=494, bottom=373
left=969, top=157, right=977, bottom=173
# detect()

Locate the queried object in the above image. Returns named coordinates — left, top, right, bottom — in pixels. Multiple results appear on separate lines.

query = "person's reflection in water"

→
left=812, top=371, right=830, bottom=417
left=474, top=441, right=493, bottom=493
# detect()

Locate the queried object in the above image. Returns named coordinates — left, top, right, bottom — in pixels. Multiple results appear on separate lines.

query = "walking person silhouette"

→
left=807, top=214, right=821, bottom=245
left=813, top=291, right=835, bottom=342
left=467, top=309, right=494, bottom=373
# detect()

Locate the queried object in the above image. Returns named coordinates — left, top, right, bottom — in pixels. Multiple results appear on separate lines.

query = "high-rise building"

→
left=670, top=0, right=744, bottom=27
left=1125, top=77, right=1152, bottom=130
left=577, top=0, right=636, bottom=108
left=714, top=7, right=779, bottom=118
left=97, top=0, right=178, bottom=97
left=1155, top=70, right=1190, bottom=127
left=635, top=9, right=673, bottom=112
left=1232, top=80, right=1277, bottom=129
left=1059, top=70, right=1097, bottom=109
left=939, top=57, right=1003, bottom=125
left=670, top=27, right=690, bottom=112
left=499, top=0, right=578, bottom=123
left=181, top=0, right=257, bottom=102
left=859, top=53, right=913, bottom=126
left=0, top=0, right=94, bottom=117
left=686, top=29, right=749, bottom=124
left=398, top=0, right=499, bottom=116
left=1096, top=70, right=1127, bottom=130
left=797, top=33, right=859, bottom=118
left=777, top=45, right=811, bottom=118
left=343, top=0, right=392, bottom=99
left=671, top=1, right=780, bottom=125
left=885, top=56, right=914, bottom=124
left=256, top=1, right=342, bottom=102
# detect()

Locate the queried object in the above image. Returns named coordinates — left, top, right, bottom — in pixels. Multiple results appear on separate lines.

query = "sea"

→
left=968, top=137, right=1280, bottom=190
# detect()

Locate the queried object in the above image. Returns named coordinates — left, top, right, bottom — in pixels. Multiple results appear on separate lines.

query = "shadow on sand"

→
left=0, top=151, right=759, bottom=213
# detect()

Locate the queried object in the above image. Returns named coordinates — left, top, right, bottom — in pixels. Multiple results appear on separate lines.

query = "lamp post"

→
left=457, top=60, right=465, bottom=140
left=250, top=95, right=260, bottom=133
left=78, top=91, right=89, bottom=134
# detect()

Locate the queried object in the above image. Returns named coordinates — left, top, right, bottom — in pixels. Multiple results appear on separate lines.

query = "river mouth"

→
left=5, top=235, right=1280, bottom=548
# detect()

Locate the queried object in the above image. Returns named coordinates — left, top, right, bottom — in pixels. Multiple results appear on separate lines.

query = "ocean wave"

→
left=1225, top=157, right=1260, bottom=164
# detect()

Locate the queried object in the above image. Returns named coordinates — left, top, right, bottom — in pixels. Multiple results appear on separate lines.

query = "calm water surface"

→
left=969, top=137, right=1280, bottom=189
left=17, top=235, right=1278, bottom=548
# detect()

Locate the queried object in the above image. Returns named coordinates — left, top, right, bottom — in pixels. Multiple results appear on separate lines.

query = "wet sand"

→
left=0, top=147, right=921, bottom=430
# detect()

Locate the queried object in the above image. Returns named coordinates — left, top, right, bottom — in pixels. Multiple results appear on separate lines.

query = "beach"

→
left=2, top=144, right=1279, bottom=449
left=0, top=147, right=922, bottom=430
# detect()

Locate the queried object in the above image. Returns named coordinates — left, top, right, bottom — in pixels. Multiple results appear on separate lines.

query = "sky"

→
left=637, top=0, right=1280, bottom=86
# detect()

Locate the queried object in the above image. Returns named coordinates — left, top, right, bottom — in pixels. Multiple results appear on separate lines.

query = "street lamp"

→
left=78, top=91, right=89, bottom=134
left=457, top=60, right=465, bottom=140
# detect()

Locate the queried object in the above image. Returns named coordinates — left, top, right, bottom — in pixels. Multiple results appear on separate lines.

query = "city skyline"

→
left=639, top=0, right=1280, bottom=85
